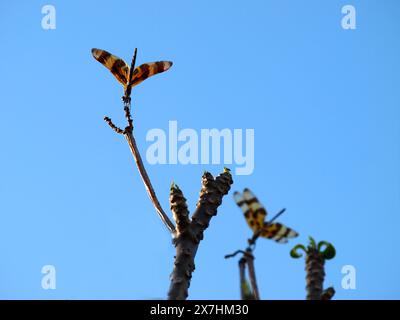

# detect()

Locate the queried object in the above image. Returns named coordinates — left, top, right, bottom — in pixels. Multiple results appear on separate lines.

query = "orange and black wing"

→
left=130, top=61, right=173, bottom=88
left=260, top=222, right=298, bottom=244
left=91, top=48, right=129, bottom=86
left=234, top=188, right=267, bottom=233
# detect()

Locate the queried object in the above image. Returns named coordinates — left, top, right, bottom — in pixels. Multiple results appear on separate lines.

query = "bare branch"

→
left=225, top=250, right=246, bottom=259
left=170, top=183, right=190, bottom=235
left=168, top=169, right=233, bottom=300
left=104, top=116, right=124, bottom=134
left=124, top=130, right=175, bottom=234
left=124, top=106, right=133, bottom=131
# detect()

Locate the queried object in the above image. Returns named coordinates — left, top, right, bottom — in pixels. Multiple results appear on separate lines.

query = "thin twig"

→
left=104, top=117, right=124, bottom=134
left=225, top=250, right=246, bottom=259
left=124, top=130, right=175, bottom=233
left=123, top=103, right=133, bottom=131
left=104, top=104, right=175, bottom=233
left=248, top=230, right=262, bottom=247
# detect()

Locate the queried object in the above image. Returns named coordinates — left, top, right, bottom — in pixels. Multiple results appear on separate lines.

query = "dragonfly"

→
left=234, top=188, right=298, bottom=244
left=91, top=48, right=172, bottom=103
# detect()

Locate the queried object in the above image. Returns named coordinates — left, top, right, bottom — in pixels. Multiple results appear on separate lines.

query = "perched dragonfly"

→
left=234, top=188, right=298, bottom=244
left=91, top=48, right=172, bottom=102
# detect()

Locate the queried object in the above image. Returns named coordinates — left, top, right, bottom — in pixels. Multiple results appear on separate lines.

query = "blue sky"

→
left=0, top=0, right=399, bottom=299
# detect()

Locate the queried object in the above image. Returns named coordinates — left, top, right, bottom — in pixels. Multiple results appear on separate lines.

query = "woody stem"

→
left=245, top=250, right=260, bottom=300
left=124, top=129, right=175, bottom=233
left=305, top=248, right=325, bottom=300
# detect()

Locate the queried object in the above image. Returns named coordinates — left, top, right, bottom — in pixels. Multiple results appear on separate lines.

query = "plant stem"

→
left=245, top=250, right=260, bottom=300
left=167, top=170, right=233, bottom=300
left=305, top=248, right=325, bottom=300
left=124, top=130, right=176, bottom=234
left=239, top=258, right=247, bottom=300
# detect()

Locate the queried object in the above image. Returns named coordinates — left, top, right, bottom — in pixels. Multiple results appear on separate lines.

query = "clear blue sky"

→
left=0, top=0, right=399, bottom=299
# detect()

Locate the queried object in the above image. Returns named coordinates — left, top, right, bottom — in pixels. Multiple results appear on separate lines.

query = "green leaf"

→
left=290, top=244, right=307, bottom=258
left=318, top=241, right=336, bottom=260
left=308, top=236, right=317, bottom=249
